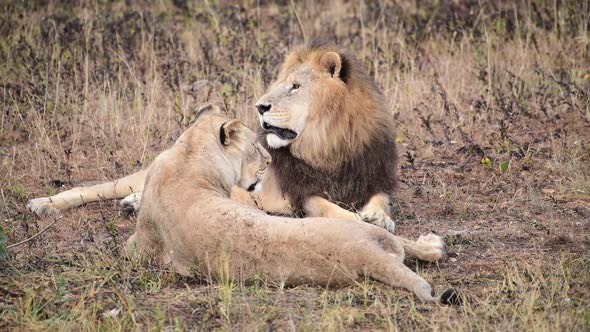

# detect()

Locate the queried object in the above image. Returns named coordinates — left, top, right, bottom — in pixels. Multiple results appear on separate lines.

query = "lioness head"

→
left=219, top=119, right=272, bottom=192
left=255, top=40, right=393, bottom=169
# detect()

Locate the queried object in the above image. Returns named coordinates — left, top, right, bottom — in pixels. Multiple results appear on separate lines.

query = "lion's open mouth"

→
left=262, top=122, right=298, bottom=140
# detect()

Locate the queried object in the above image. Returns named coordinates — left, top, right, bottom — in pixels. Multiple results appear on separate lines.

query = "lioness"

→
left=27, top=40, right=397, bottom=233
left=128, top=106, right=455, bottom=304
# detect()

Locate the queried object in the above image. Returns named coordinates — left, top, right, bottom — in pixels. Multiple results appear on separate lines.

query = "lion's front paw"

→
left=361, top=210, right=395, bottom=234
left=417, top=233, right=447, bottom=261
left=27, top=197, right=60, bottom=216
left=120, top=193, right=142, bottom=216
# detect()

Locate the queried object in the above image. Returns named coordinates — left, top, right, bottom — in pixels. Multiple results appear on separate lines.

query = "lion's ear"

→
left=320, top=51, right=342, bottom=78
left=220, top=119, right=244, bottom=146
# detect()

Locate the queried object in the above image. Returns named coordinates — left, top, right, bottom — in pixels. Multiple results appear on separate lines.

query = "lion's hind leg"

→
left=27, top=170, right=148, bottom=216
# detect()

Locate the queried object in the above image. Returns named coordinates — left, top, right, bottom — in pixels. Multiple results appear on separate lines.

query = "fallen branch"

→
left=7, top=216, right=63, bottom=249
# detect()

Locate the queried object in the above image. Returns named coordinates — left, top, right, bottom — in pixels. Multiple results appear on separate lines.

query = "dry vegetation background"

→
left=1, top=0, right=590, bottom=330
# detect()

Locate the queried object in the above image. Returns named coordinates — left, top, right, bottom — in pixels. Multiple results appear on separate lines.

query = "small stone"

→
left=102, top=308, right=121, bottom=318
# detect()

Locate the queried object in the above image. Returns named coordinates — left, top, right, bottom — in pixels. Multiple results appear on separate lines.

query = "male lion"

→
left=27, top=40, right=397, bottom=233
left=127, top=106, right=456, bottom=304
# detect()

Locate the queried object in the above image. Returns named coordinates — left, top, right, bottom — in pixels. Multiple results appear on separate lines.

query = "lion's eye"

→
left=291, top=83, right=300, bottom=91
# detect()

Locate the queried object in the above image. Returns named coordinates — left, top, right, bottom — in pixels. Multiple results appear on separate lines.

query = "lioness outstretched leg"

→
left=27, top=170, right=148, bottom=216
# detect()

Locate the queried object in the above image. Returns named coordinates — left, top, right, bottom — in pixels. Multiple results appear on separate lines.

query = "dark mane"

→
left=260, top=129, right=398, bottom=216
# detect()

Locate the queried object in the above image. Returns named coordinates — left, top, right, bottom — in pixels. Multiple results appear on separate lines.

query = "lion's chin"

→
left=266, top=134, right=292, bottom=149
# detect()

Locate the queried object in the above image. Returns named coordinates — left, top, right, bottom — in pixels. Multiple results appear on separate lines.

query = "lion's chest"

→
left=267, top=138, right=397, bottom=215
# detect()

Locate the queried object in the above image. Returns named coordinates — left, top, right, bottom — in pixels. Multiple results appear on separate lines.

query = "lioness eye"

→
left=291, top=83, right=300, bottom=90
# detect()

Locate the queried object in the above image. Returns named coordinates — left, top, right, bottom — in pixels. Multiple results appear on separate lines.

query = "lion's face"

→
left=254, top=64, right=317, bottom=149
left=255, top=48, right=350, bottom=150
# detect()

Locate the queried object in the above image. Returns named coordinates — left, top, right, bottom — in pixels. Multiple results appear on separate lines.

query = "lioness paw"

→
left=120, top=193, right=142, bottom=216
left=27, top=197, right=60, bottom=216
left=417, top=234, right=447, bottom=261
left=417, top=233, right=445, bottom=248
left=361, top=210, right=395, bottom=234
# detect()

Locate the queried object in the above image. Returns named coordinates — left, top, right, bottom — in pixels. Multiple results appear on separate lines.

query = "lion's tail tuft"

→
left=440, top=288, right=464, bottom=306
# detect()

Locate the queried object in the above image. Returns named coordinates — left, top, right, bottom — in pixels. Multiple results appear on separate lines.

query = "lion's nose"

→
left=256, top=103, right=271, bottom=115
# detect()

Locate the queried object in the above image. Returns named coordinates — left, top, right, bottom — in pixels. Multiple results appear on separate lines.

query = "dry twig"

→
left=7, top=217, right=63, bottom=249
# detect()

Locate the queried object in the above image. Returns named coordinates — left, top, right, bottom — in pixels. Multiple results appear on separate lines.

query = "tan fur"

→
left=127, top=110, right=448, bottom=303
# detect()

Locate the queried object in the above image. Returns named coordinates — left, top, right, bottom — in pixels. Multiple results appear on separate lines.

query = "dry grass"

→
left=1, top=0, right=590, bottom=330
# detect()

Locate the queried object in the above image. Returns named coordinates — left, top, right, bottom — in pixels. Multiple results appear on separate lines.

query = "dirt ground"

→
left=1, top=1, right=589, bottom=330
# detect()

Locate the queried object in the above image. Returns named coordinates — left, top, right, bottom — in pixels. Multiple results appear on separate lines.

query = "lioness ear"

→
left=320, top=51, right=342, bottom=78
left=220, top=119, right=243, bottom=146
